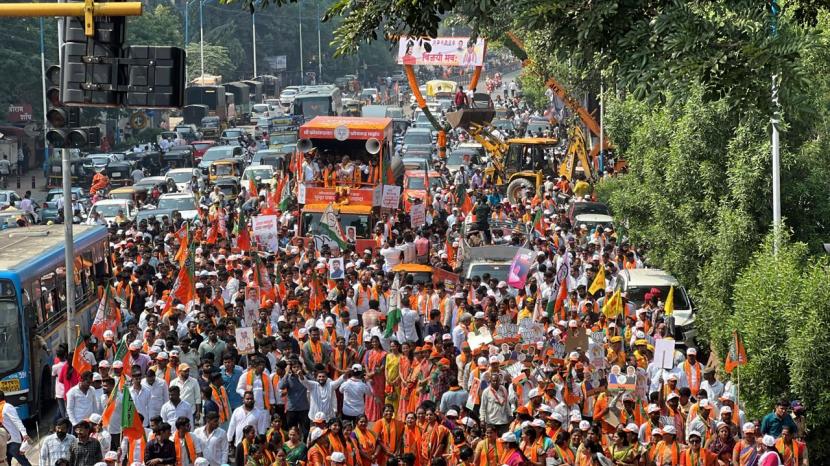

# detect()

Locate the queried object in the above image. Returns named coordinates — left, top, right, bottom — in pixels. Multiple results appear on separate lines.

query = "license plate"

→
left=0, top=379, right=20, bottom=392
left=111, top=173, right=122, bottom=178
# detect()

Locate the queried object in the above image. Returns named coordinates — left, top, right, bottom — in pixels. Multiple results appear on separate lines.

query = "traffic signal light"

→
left=45, top=64, right=82, bottom=148
left=67, top=127, right=101, bottom=148
left=59, top=15, right=185, bottom=109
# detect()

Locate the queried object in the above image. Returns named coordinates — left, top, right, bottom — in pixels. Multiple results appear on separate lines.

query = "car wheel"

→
left=506, top=178, right=534, bottom=204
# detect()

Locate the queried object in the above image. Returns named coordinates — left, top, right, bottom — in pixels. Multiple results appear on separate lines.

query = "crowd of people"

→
left=0, top=93, right=810, bottom=466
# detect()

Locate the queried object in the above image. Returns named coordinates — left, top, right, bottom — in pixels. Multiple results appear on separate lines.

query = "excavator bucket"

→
left=445, top=93, right=496, bottom=130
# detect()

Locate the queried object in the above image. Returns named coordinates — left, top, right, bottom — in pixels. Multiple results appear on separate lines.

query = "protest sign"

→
left=467, top=327, right=493, bottom=351
left=654, top=339, right=676, bottom=369
left=235, top=327, right=255, bottom=355
left=381, top=185, right=401, bottom=209
left=608, top=365, right=638, bottom=391
left=506, top=248, right=534, bottom=289
left=252, top=215, right=279, bottom=251
left=410, top=203, right=425, bottom=228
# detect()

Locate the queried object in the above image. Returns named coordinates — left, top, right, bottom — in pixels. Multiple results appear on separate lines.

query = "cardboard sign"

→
left=587, top=342, right=607, bottom=369
left=467, top=327, right=493, bottom=351
left=564, top=328, right=590, bottom=354
left=654, top=339, right=676, bottom=370
left=297, top=183, right=306, bottom=204
left=381, top=185, right=401, bottom=209
left=410, top=203, right=425, bottom=228
left=608, top=365, right=637, bottom=391
left=252, top=215, right=279, bottom=251
left=496, top=314, right=518, bottom=340
left=506, top=248, right=535, bottom=289
left=243, top=286, right=260, bottom=325
left=328, top=257, right=345, bottom=280
left=235, top=327, right=256, bottom=355
left=372, top=184, right=382, bottom=207
left=518, top=318, right=545, bottom=343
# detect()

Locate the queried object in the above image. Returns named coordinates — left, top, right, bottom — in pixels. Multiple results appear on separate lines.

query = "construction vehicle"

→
left=446, top=94, right=576, bottom=203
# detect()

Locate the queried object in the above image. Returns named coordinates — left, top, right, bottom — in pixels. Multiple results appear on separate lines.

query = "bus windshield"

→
left=0, top=282, right=22, bottom=374
left=294, top=97, right=332, bottom=119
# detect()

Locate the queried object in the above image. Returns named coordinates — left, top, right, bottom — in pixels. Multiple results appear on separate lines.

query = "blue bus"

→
left=0, top=224, right=109, bottom=419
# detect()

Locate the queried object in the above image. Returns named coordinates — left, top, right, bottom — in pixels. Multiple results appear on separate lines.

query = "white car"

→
left=616, top=268, right=696, bottom=345
left=241, top=165, right=275, bottom=185
left=279, top=87, right=300, bottom=108
left=165, top=168, right=201, bottom=192
left=250, top=103, right=270, bottom=123
left=90, top=199, right=136, bottom=224
left=156, top=193, right=199, bottom=220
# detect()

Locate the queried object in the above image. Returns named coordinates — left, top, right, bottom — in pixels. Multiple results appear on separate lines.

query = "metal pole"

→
left=40, top=19, right=49, bottom=176
left=315, top=0, right=321, bottom=81
left=252, top=12, right=257, bottom=78
left=184, top=1, right=189, bottom=82
left=62, top=148, right=75, bottom=349
left=599, top=80, right=604, bottom=174
left=771, top=73, right=781, bottom=254
left=298, top=0, right=303, bottom=85
left=199, top=0, right=204, bottom=81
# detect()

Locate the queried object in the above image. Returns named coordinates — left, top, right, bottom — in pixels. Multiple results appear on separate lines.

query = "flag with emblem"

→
left=532, top=209, right=545, bottom=236
left=236, top=209, right=251, bottom=252
left=278, top=175, right=291, bottom=210
left=174, top=223, right=189, bottom=265
left=588, top=265, right=605, bottom=296
left=120, top=382, right=145, bottom=440
left=101, top=374, right=125, bottom=426
left=319, top=203, right=348, bottom=249
left=385, top=307, right=402, bottom=338
left=602, top=288, right=623, bottom=318
left=90, top=284, right=121, bottom=340
left=71, top=335, right=92, bottom=375
left=724, top=330, right=747, bottom=373
left=113, top=338, right=130, bottom=368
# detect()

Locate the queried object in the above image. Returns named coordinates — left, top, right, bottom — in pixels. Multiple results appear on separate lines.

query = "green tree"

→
left=127, top=4, right=184, bottom=47
left=186, top=43, right=236, bottom=81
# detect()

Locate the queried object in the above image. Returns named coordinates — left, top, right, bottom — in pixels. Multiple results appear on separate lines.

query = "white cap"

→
left=647, top=404, right=661, bottom=413
left=313, top=412, right=326, bottom=423
left=351, top=363, right=363, bottom=372
left=104, top=451, right=119, bottom=461
left=89, top=413, right=102, bottom=423
left=330, top=452, right=347, bottom=463
left=720, top=406, right=733, bottom=415
left=112, top=361, right=124, bottom=369
left=92, top=373, right=102, bottom=382
left=666, top=373, right=679, bottom=381
left=194, top=459, right=209, bottom=466
left=103, top=330, right=115, bottom=340
left=625, top=423, right=639, bottom=433
left=699, top=399, right=710, bottom=408
left=579, top=420, right=591, bottom=431
left=762, top=435, right=775, bottom=447
left=667, top=392, right=680, bottom=401
left=460, top=417, right=476, bottom=428
left=500, top=432, right=517, bottom=443
left=309, top=427, right=324, bottom=443
left=477, top=357, right=488, bottom=367
left=488, top=355, right=500, bottom=364
left=528, top=388, right=541, bottom=399
left=686, top=347, right=697, bottom=356
left=538, top=404, right=553, bottom=414
left=99, top=360, right=111, bottom=368
left=446, top=409, right=458, bottom=417
left=551, top=412, right=565, bottom=424
left=530, top=419, right=545, bottom=428
left=195, top=282, right=205, bottom=289
left=742, top=422, right=756, bottom=433
left=128, top=341, right=141, bottom=350
left=662, top=425, right=677, bottom=435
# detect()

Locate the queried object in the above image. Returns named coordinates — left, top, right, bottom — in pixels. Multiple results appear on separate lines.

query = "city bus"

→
left=296, top=116, right=402, bottom=252
left=292, top=85, right=343, bottom=122
left=0, top=224, right=109, bottom=419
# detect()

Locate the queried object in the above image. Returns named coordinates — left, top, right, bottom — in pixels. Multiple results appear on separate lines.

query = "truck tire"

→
left=506, top=178, right=534, bottom=204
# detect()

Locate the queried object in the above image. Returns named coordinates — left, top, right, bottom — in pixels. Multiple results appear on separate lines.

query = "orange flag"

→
left=71, top=336, right=92, bottom=375
left=724, top=331, right=747, bottom=373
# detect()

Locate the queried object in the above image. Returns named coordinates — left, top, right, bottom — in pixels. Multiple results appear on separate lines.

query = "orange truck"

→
left=296, top=116, right=402, bottom=253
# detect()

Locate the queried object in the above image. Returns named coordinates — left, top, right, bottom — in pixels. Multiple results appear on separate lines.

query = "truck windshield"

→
left=294, top=97, right=332, bottom=119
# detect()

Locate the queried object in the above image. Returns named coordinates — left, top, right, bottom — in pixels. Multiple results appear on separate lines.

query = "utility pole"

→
left=298, top=0, right=304, bottom=85
left=770, top=0, right=781, bottom=254
left=252, top=12, right=257, bottom=78
left=316, top=0, right=321, bottom=81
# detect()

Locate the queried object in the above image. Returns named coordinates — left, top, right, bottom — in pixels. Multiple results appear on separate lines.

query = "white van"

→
left=616, top=268, right=696, bottom=346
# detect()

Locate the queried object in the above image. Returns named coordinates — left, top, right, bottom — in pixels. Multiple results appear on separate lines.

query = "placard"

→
left=297, top=183, right=306, bottom=204
left=381, top=185, right=401, bottom=209
left=235, top=327, right=256, bottom=355
left=654, top=339, right=676, bottom=370
left=397, top=36, right=487, bottom=67
left=410, top=203, right=425, bottom=228
left=564, top=328, right=590, bottom=354
left=244, top=286, right=260, bottom=325
left=328, top=257, right=345, bottom=280
left=372, top=184, right=382, bottom=207
left=518, top=318, right=545, bottom=343
left=252, top=215, right=279, bottom=251
left=506, top=248, right=534, bottom=289
left=467, top=327, right=493, bottom=352
left=608, top=365, right=637, bottom=391
left=496, top=314, right=518, bottom=340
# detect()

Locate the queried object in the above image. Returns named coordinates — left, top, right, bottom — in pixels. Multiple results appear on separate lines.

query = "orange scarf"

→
left=684, top=361, right=701, bottom=396
left=127, top=437, right=145, bottom=465
left=174, top=431, right=196, bottom=464
left=309, top=340, right=324, bottom=364
left=657, top=441, right=680, bottom=466
left=211, top=385, right=231, bottom=422
left=245, top=370, right=271, bottom=410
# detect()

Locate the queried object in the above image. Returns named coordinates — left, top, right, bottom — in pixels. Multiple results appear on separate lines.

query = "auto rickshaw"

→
left=109, top=186, right=149, bottom=206
left=164, top=146, right=195, bottom=169
left=208, top=158, right=243, bottom=183
left=213, top=177, right=240, bottom=202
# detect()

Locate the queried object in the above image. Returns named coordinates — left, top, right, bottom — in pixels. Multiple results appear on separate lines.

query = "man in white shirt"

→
left=142, top=369, right=170, bottom=419
left=194, top=412, right=228, bottom=466
left=301, top=369, right=345, bottom=422
left=396, top=304, right=419, bottom=344
left=226, top=391, right=269, bottom=446
left=66, top=371, right=101, bottom=426
left=170, top=363, right=202, bottom=422
left=235, top=358, right=274, bottom=411
left=39, top=417, right=75, bottom=466
left=338, top=365, right=378, bottom=422
left=128, top=365, right=151, bottom=427
left=160, top=385, right=194, bottom=427
left=0, top=390, right=31, bottom=466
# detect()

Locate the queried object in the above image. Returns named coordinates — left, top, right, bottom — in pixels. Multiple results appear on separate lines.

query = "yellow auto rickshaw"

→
left=109, top=186, right=149, bottom=206
left=209, top=159, right=243, bottom=183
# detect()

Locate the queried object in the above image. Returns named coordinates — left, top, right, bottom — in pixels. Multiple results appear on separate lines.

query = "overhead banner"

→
left=397, top=36, right=487, bottom=67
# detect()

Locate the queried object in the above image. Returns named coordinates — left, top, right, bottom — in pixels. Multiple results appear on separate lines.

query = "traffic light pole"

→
left=62, top=148, right=76, bottom=349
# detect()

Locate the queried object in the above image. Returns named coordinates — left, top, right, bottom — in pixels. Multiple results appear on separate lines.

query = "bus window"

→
left=0, top=280, right=22, bottom=374
left=28, top=279, right=44, bottom=325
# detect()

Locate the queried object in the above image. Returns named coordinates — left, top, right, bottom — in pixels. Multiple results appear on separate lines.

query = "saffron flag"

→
left=664, top=285, right=675, bottom=316
left=278, top=176, right=291, bottom=210
left=120, top=382, right=145, bottom=440
left=588, top=266, right=605, bottom=296
left=90, top=284, right=121, bottom=340
left=174, top=223, right=189, bottom=266
left=113, top=339, right=130, bottom=368
left=461, top=192, right=473, bottom=216
left=101, top=374, right=125, bottom=426
left=553, top=277, right=568, bottom=320
left=171, top=244, right=196, bottom=305
left=236, top=209, right=251, bottom=252
left=724, top=330, right=747, bottom=373
left=71, top=335, right=92, bottom=375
